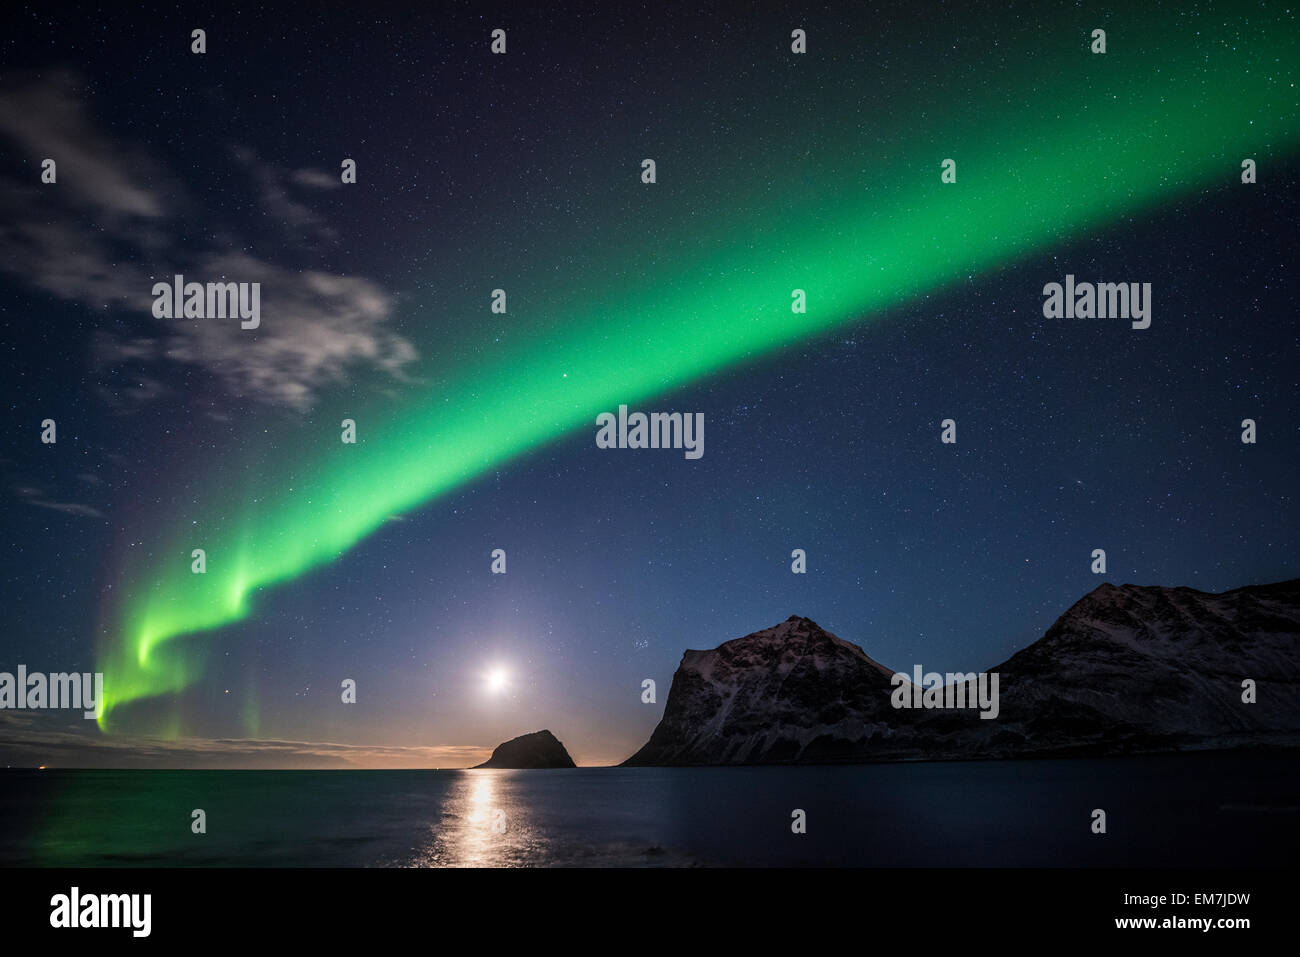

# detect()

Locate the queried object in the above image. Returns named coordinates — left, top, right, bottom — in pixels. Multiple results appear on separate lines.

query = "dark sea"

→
left=2, top=752, right=1295, bottom=867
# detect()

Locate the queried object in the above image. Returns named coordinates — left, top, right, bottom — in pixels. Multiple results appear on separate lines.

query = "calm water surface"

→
left=1, top=752, right=1295, bottom=866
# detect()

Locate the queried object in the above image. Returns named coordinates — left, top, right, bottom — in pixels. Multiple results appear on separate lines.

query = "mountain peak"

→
left=624, top=615, right=900, bottom=766
left=624, top=578, right=1300, bottom=766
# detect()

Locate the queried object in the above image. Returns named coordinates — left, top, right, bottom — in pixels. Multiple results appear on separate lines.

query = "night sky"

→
left=2, top=1, right=1297, bottom=767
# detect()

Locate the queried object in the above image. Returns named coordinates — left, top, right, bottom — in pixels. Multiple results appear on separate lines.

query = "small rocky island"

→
left=472, top=729, right=577, bottom=769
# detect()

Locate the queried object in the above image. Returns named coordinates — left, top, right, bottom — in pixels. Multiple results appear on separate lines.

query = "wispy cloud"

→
left=290, top=167, right=342, bottom=190
left=231, top=145, right=338, bottom=245
left=0, top=713, right=490, bottom=769
left=0, top=71, right=417, bottom=412
left=0, top=69, right=168, bottom=220
left=14, top=485, right=106, bottom=519
left=146, top=251, right=416, bottom=409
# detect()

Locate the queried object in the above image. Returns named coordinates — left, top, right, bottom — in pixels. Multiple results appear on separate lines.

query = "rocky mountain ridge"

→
left=622, top=578, right=1300, bottom=765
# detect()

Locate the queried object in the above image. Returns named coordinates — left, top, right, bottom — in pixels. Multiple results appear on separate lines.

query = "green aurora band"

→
left=97, top=17, right=1300, bottom=730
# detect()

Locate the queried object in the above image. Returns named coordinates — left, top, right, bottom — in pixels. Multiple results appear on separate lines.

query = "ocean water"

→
left=1, top=752, right=1295, bottom=867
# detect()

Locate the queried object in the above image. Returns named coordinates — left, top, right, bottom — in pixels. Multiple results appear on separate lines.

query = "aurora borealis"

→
left=94, top=10, right=1299, bottom=728
left=2, top=1, right=1298, bottom=765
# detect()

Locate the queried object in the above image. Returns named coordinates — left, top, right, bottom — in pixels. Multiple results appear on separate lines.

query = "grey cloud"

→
left=0, top=713, right=490, bottom=769
left=0, top=69, right=166, bottom=219
left=290, top=167, right=342, bottom=190
left=0, top=72, right=417, bottom=412
left=14, top=484, right=106, bottom=519
left=153, top=252, right=417, bottom=410
left=232, top=145, right=338, bottom=244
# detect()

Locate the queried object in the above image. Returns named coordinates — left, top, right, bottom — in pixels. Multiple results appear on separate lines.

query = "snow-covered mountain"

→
left=621, top=578, right=1300, bottom=765
left=623, top=614, right=903, bottom=765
